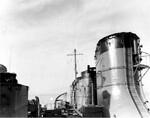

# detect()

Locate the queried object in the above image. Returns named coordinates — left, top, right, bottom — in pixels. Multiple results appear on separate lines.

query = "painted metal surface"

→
left=70, top=66, right=97, bottom=110
left=95, top=32, right=150, bottom=118
left=0, top=72, right=28, bottom=117
left=0, top=83, right=28, bottom=117
left=72, top=71, right=93, bottom=109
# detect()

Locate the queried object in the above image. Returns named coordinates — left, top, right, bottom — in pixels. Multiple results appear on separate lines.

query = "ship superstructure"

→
left=0, top=32, right=150, bottom=117
left=0, top=64, right=28, bottom=117
left=95, top=32, right=150, bottom=117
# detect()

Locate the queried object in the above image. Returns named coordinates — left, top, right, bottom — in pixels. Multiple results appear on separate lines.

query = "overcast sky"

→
left=0, top=0, right=150, bottom=105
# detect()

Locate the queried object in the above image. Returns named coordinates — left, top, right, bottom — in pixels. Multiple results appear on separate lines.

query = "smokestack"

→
left=95, top=32, right=150, bottom=118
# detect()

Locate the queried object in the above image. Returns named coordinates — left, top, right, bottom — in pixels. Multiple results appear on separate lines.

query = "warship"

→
left=1, top=32, right=150, bottom=117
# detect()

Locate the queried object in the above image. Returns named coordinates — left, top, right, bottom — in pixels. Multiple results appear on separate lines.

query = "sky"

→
left=0, top=0, right=150, bottom=106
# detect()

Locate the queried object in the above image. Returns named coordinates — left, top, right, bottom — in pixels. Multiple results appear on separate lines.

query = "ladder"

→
left=127, top=48, right=150, bottom=118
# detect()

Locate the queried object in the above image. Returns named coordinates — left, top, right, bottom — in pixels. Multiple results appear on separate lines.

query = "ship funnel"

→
left=95, top=32, right=150, bottom=118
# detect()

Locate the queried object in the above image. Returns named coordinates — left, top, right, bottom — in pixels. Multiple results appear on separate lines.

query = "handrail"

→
left=54, top=92, right=67, bottom=109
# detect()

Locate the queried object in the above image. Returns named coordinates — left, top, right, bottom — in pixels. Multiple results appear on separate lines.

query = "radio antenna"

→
left=67, top=49, right=83, bottom=80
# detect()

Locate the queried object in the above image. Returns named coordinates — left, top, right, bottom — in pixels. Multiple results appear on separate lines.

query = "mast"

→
left=67, top=49, right=83, bottom=79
